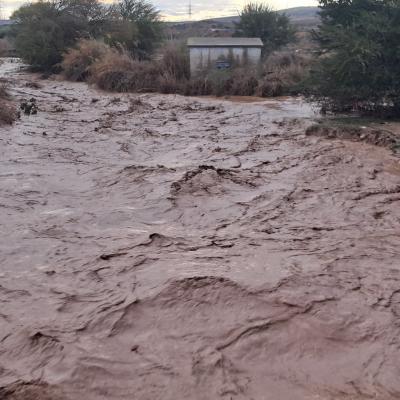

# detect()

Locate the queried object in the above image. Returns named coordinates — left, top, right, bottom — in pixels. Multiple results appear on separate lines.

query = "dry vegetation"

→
left=306, top=120, right=400, bottom=153
left=61, top=39, right=110, bottom=82
left=257, top=51, right=311, bottom=96
left=62, top=40, right=182, bottom=93
left=0, top=39, right=11, bottom=57
left=61, top=39, right=311, bottom=97
left=0, top=79, right=18, bottom=125
left=89, top=50, right=161, bottom=92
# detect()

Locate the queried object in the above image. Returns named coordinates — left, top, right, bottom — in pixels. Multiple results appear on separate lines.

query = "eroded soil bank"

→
left=1, top=58, right=400, bottom=400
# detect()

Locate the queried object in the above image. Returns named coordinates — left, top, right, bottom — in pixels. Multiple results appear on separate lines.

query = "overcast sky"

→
left=1, top=0, right=317, bottom=19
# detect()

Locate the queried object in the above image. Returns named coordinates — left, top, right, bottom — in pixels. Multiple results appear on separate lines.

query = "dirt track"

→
left=1, top=58, right=400, bottom=400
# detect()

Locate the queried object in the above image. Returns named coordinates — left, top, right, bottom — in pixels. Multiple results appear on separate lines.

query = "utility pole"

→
left=189, top=0, right=192, bottom=19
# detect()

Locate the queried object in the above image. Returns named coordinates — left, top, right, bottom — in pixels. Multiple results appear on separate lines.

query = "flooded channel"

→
left=1, top=59, right=400, bottom=400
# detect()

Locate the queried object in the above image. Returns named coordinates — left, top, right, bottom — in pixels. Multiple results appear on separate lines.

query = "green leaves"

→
left=235, top=3, right=296, bottom=56
left=107, top=0, right=163, bottom=60
left=11, top=0, right=108, bottom=70
left=311, top=0, right=400, bottom=115
left=10, top=0, right=163, bottom=70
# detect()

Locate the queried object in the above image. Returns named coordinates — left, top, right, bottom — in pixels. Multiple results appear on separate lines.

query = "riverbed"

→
left=1, top=59, right=400, bottom=400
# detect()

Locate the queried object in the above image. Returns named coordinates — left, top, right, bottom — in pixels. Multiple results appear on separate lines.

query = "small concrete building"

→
left=187, top=37, right=263, bottom=75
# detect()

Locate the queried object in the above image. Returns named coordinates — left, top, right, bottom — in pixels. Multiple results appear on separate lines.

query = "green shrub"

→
left=11, top=0, right=108, bottom=71
left=311, top=0, right=400, bottom=116
left=11, top=0, right=163, bottom=70
left=106, top=0, right=163, bottom=60
left=235, top=3, right=296, bottom=55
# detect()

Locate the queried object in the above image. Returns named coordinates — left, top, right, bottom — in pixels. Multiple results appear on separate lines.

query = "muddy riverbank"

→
left=1, top=59, right=400, bottom=400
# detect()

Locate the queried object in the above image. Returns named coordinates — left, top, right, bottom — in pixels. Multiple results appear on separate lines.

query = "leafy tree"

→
left=59, top=0, right=109, bottom=37
left=311, top=0, right=400, bottom=115
left=12, top=2, right=72, bottom=70
left=107, top=0, right=163, bottom=59
left=11, top=0, right=107, bottom=70
left=235, top=3, right=296, bottom=55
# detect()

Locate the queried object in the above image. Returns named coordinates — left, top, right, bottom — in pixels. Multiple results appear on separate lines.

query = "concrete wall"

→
left=189, top=47, right=262, bottom=75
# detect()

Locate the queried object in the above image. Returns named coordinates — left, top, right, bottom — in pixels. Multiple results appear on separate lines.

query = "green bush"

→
left=11, top=0, right=164, bottom=71
left=311, top=0, right=400, bottom=116
left=235, top=3, right=296, bottom=55
left=106, top=0, right=163, bottom=60
left=11, top=0, right=108, bottom=71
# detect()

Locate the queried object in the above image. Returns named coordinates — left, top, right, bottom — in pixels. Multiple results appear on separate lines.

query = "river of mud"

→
left=1, top=58, right=400, bottom=400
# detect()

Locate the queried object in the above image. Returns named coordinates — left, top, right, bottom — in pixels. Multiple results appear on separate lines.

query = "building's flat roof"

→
left=187, top=37, right=263, bottom=48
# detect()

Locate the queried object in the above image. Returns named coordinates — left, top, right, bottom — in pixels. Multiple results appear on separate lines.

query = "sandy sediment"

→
left=1, top=58, right=400, bottom=399
left=306, top=122, right=400, bottom=151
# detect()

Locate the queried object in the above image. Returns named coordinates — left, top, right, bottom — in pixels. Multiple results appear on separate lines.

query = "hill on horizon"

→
left=164, top=6, right=319, bottom=45
left=171, top=6, right=319, bottom=26
left=1, top=6, right=319, bottom=24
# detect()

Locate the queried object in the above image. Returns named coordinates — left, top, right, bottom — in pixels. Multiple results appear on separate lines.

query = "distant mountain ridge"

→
left=281, top=6, right=320, bottom=18
left=0, top=6, right=320, bottom=26
left=173, top=6, right=319, bottom=25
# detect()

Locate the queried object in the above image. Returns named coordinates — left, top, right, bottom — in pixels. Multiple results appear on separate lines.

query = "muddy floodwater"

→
left=1, top=58, right=400, bottom=400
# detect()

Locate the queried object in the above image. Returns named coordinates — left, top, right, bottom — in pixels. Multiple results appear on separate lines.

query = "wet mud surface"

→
left=306, top=122, right=400, bottom=152
left=1, top=59, right=400, bottom=399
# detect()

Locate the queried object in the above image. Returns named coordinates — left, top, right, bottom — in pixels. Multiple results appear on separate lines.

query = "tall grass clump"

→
left=161, top=43, right=190, bottom=80
left=188, top=69, right=257, bottom=97
left=62, top=40, right=110, bottom=82
left=86, top=43, right=189, bottom=94
left=0, top=39, right=11, bottom=57
left=257, top=51, right=311, bottom=97
left=0, top=80, right=17, bottom=125
left=156, top=44, right=190, bottom=94
left=182, top=51, right=310, bottom=98
left=89, top=49, right=161, bottom=92
left=60, top=39, right=311, bottom=98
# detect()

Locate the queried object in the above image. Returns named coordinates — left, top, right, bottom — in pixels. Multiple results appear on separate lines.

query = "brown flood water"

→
left=1, top=59, right=400, bottom=400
